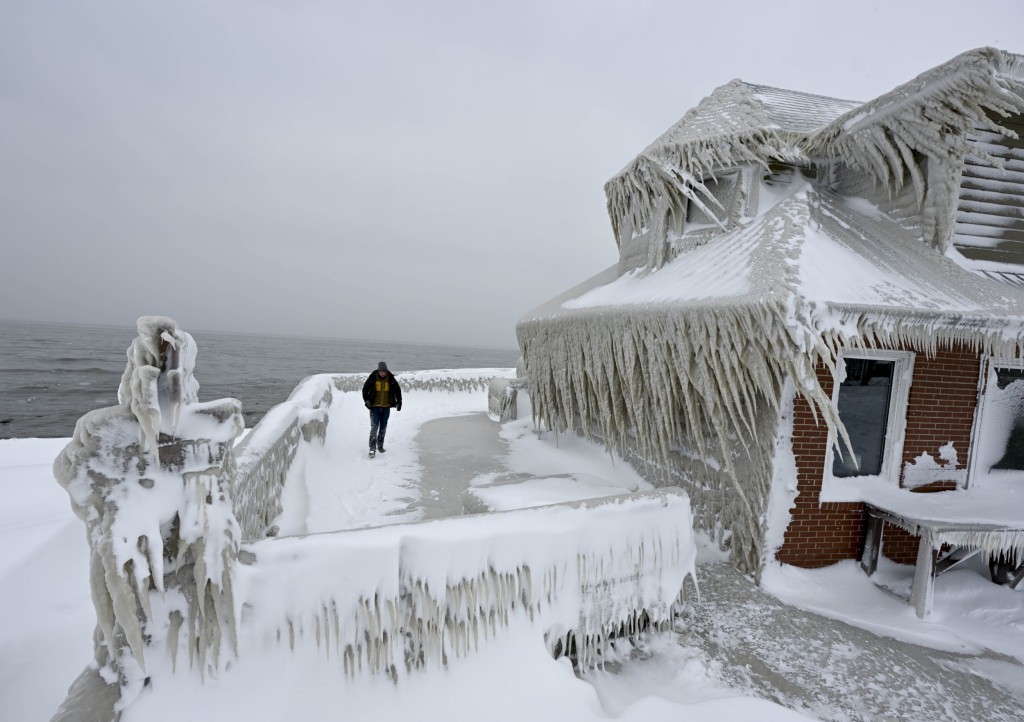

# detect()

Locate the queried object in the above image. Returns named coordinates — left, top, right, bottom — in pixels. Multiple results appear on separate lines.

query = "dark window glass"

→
left=833, top=359, right=895, bottom=477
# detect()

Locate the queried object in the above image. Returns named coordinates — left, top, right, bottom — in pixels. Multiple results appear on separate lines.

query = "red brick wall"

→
left=902, top=347, right=980, bottom=474
left=777, top=363, right=864, bottom=567
left=776, top=345, right=982, bottom=568
left=884, top=346, right=982, bottom=563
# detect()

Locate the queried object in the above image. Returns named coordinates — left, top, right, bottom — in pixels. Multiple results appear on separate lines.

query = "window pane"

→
left=991, top=369, right=1024, bottom=471
left=686, top=172, right=739, bottom=225
left=833, top=359, right=895, bottom=477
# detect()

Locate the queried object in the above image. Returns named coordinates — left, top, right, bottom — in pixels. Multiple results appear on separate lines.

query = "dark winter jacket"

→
left=362, top=371, right=402, bottom=409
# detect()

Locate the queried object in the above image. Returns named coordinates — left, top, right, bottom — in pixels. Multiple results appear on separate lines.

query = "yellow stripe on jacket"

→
left=374, top=379, right=390, bottom=407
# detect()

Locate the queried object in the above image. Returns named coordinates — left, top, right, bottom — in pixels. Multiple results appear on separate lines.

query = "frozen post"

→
left=52, top=316, right=244, bottom=715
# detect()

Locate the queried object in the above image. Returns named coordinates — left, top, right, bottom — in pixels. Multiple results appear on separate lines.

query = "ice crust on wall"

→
left=53, top=317, right=244, bottom=707
left=230, top=490, right=696, bottom=679
left=902, top=443, right=964, bottom=489
left=762, top=381, right=800, bottom=566
left=519, top=303, right=815, bottom=575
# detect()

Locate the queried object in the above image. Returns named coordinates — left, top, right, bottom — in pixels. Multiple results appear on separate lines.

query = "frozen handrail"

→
left=232, top=374, right=334, bottom=539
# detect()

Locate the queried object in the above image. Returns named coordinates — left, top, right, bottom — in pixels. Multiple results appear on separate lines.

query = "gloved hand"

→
left=365, top=403, right=371, bottom=409
left=396, top=404, right=402, bottom=411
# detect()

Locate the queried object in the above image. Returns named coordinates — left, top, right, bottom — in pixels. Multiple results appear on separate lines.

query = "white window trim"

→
left=819, top=349, right=915, bottom=503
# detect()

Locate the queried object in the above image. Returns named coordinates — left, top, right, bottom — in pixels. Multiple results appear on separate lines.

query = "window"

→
left=969, top=359, right=1024, bottom=485
left=991, top=368, right=1024, bottom=471
left=686, top=172, right=740, bottom=226
left=828, top=351, right=914, bottom=482
left=832, top=359, right=895, bottom=477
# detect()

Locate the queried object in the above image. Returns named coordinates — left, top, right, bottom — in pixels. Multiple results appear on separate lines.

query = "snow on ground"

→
left=0, top=438, right=94, bottom=721
left=1, top=377, right=1022, bottom=721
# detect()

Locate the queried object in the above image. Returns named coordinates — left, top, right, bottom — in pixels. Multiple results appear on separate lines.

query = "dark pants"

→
left=369, top=406, right=391, bottom=449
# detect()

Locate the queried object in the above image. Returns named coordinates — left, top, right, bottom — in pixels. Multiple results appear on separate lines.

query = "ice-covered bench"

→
left=860, top=491, right=1024, bottom=617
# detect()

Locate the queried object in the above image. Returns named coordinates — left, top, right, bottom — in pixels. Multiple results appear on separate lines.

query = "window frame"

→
left=821, top=349, right=915, bottom=495
left=966, top=355, right=1024, bottom=488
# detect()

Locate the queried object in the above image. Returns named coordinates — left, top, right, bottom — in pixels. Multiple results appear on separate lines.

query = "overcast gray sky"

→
left=1, top=1, right=1021, bottom=349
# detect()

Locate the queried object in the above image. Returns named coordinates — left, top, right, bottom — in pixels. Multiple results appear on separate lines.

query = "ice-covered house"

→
left=518, top=47, right=1024, bottom=603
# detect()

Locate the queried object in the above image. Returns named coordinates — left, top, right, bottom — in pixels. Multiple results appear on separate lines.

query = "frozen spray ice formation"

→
left=54, top=316, right=244, bottom=705
left=233, top=490, right=696, bottom=679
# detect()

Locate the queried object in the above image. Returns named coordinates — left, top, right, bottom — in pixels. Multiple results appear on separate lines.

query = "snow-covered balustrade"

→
left=232, top=374, right=334, bottom=539
left=331, top=370, right=506, bottom=395
left=234, top=489, right=696, bottom=677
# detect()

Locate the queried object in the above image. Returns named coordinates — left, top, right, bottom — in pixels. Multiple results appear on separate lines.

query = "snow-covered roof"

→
left=526, top=184, right=1024, bottom=425
left=628, top=81, right=860, bottom=165
left=556, top=187, right=1024, bottom=337
left=517, top=186, right=1024, bottom=569
left=606, top=47, right=1024, bottom=250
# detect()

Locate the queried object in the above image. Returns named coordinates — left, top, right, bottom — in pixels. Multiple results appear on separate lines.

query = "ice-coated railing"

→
left=232, top=374, right=334, bottom=539
left=228, top=489, right=696, bottom=678
left=330, top=369, right=513, bottom=394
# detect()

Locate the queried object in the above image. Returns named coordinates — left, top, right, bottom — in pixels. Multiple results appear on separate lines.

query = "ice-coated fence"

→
left=331, top=369, right=513, bottom=395
left=232, top=374, right=334, bottom=539
left=232, top=489, right=695, bottom=677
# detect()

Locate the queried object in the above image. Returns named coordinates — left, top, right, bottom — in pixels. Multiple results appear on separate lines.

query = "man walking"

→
left=362, top=361, right=402, bottom=457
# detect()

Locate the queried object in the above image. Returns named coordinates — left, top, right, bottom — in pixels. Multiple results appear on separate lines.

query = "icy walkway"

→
left=688, top=562, right=1024, bottom=722
left=413, top=412, right=508, bottom=519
